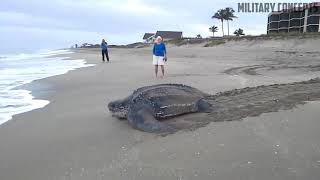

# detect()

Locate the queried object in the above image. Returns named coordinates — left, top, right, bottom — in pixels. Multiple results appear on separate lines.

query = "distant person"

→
left=153, top=36, right=167, bottom=78
left=101, top=39, right=109, bottom=62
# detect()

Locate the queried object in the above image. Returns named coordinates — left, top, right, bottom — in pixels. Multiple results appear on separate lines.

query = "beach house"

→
left=267, top=2, right=320, bottom=34
left=142, top=31, right=183, bottom=42
left=155, top=31, right=183, bottom=41
left=142, top=33, right=155, bottom=43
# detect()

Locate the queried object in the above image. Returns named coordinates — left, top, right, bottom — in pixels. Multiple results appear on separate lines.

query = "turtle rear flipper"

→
left=127, top=104, right=175, bottom=133
left=196, top=99, right=212, bottom=113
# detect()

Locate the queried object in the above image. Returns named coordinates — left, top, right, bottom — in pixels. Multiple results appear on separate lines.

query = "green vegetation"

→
left=223, top=32, right=320, bottom=41
left=224, top=8, right=237, bottom=36
left=212, top=9, right=226, bottom=36
left=203, top=40, right=226, bottom=47
left=167, top=38, right=225, bottom=47
left=234, top=28, right=245, bottom=36
left=167, top=38, right=207, bottom=46
left=167, top=32, right=320, bottom=47
left=211, top=7, right=237, bottom=37
left=209, top=25, right=219, bottom=37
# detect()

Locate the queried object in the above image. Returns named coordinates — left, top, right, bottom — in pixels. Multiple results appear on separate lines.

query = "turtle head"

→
left=108, top=98, right=130, bottom=119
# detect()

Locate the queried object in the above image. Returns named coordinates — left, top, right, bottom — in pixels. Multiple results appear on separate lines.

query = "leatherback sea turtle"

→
left=108, top=84, right=212, bottom=133
left=109, top=79, right=320, bottom=133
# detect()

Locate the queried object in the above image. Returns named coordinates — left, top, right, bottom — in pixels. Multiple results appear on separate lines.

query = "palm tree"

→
left=234, top=28, right=245, bottom=36
left=224, top=7, right=237, bottom=36
left=209, top=25, right=219, bottom=37
left=196, top=34, right=202, bottom=39
left=212, top=9, right=226, bottom=36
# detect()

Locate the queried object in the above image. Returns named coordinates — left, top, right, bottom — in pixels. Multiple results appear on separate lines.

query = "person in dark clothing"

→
left=101, top=39, right=109, bottom=62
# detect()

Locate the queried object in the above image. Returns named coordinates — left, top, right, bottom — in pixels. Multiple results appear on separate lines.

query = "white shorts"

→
left=153, top=55, right=165, bottom=65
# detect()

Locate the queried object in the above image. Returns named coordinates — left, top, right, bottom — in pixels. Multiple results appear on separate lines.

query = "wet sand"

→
left=1, top=38, right=320, bottom=179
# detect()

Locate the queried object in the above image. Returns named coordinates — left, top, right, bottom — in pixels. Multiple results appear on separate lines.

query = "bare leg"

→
left=160, top=65, right=165, bottom=78
left=154, top=65, right=158, bottom=77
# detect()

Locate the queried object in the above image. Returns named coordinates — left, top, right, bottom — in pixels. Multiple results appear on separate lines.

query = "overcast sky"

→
left=0, top=0, right=311, bottom=53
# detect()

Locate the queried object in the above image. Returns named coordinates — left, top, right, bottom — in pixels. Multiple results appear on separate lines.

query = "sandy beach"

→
left=1, top=37, right=320, bottom=180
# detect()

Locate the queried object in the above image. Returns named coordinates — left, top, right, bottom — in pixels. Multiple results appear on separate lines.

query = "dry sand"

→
left=1, top=38, right=320, bottom=179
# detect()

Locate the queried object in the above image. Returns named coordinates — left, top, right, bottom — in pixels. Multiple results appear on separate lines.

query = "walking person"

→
left=101, top=39, right=109, bottom=62
left=153, top=36, right=167, bottom=78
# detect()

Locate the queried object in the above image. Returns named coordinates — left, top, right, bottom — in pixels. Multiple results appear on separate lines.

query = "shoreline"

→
left=1, top=40, right=320, bottom=179
left=0, top=49, right=94, bottom=126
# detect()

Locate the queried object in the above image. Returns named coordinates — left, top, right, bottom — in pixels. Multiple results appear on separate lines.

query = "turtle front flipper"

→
left=127, top=104, right=175, bottom=133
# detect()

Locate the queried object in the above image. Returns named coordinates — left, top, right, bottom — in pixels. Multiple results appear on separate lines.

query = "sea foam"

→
left=0, top=49, right=94, bottom=125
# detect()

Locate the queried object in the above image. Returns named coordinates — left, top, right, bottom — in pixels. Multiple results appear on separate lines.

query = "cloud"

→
left=102, top=0, right=171, bottom=16
left=0, top=0, right=277, bottom=53
left=180, top=23, right=213, bottom=37
left=0, top=11, right=76, bottom=29
left=0, top=25, right=139, bottom=54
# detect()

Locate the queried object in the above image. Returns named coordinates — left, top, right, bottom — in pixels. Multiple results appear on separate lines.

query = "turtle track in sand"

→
left=164, top=78, right=320, bottom=133
left=223, top=50, right=320, bottom=76
left=223, top=64, right=320, bottom=76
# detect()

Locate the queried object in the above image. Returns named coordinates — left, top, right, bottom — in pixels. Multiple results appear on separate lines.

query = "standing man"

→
left=101, top=39, right=109, bottom=62
left=153, top=36, right=167, bottom=78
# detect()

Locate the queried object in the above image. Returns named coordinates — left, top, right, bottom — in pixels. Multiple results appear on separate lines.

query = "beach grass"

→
left=203, top=39, right=226, bottom=47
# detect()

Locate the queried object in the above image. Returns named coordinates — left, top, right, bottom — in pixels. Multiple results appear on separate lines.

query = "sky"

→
left=0, top=0, right=313, bottom=53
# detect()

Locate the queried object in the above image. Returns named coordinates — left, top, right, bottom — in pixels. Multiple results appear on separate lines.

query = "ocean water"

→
left=0, top=49, right=94, bottom=125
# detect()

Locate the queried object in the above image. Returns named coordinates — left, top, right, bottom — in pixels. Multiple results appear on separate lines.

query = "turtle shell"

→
left=129, top=84, right=208, bottom=118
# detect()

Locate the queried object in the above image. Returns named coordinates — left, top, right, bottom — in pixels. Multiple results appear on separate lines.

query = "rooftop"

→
left=143, top=33, right=155, bottom=40
left=155, top=31, right=183, bottom=39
